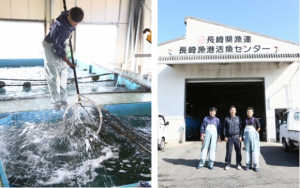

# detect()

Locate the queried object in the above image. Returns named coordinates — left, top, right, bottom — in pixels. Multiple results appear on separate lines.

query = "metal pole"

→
left=116, top=0, right=134, bottom=87
left=50, top=0, right=54, bottom=24
left=130, top=8, right=135, bottom=72
left=44, top=0, right=47, bottom=37
left=62, top=0, right=80, bottom=100
left=114, top=0, right=122, bottom=62
left=125, top=0, right=134, bottom=65
left=133, top=7, right=142, bottom=73
left=74, top=0, right=77, bottom=51
left=69, top=38, right=80, bottom=96
left=63, top=0, right=67, bottom=12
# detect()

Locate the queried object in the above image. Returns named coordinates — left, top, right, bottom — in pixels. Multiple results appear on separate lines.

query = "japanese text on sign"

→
left=197, top=35, right=252, bottom=44
left=178, top=35, right=273, bottom=54
left=179, top=45, right=270, bottom=54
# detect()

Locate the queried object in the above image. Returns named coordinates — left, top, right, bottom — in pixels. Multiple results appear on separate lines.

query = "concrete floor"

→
left=0, top=93, right=151, bottom=113
left=158, top=141, right=299, bottom=188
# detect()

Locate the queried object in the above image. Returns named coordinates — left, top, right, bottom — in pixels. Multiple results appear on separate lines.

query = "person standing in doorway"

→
left=243, top=107, right=261, bottom=172
left=197, top=107, right=221, bottom=170
left=43, top=7, right=84, bottom=110
left=223, top=105, right=243, bottom=170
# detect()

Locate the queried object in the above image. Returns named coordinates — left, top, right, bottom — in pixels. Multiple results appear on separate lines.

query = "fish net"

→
left=63, top=94, right=103, bottom=136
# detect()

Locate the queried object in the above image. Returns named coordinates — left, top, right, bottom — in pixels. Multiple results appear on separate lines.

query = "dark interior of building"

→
left=185, top=82, right=266, bottom=141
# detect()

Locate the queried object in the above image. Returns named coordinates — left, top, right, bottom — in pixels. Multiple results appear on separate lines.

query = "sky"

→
left=158, top=0, right=299, bottom=44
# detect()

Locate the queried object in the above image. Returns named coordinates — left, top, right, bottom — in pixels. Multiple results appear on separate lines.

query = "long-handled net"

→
left=63, top=95, right=103, bottom=135
left=62, top=0, right=103, bottom=135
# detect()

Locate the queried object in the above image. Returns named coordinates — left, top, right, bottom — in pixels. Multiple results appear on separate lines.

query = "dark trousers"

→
left=225, top=134, right=242, bottom=165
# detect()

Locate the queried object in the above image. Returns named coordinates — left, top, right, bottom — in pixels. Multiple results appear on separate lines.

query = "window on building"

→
left=0, top=21, right=44, bottom=59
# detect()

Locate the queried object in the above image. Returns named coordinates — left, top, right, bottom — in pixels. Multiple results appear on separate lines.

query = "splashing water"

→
left=63, top=95, right=103, bottom=135
left=0, top=110, right=151, bottom=187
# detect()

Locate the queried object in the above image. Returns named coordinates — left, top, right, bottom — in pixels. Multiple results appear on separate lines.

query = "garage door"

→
left=185, top=78, right=267, bottom=142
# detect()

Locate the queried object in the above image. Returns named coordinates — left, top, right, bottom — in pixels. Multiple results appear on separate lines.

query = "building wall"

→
left=159, top=18, right=299, bottom=56
left=158, top=62, right=300, bottom=143
left=158, top=17, right=300, bottom=143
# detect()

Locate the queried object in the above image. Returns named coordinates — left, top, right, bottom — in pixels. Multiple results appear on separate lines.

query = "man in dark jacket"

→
left=223, top=105, right=243, bottom=170
left=42, top=7, right=84, bottom=110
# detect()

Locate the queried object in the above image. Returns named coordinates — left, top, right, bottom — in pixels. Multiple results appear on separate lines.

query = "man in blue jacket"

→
left=197, top=107, right=221, bottom=170
left=223, top=105, right=243, bottom=170
left=42, top=7, right=84, bottom=110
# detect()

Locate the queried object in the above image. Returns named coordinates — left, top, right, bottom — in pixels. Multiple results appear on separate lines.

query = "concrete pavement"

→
left=158, top=141, right=299, bottom=188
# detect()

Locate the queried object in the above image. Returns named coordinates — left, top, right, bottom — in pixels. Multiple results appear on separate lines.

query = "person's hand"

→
left=239, top=137, right=242, bottom=142
left=63, top=57, right=75, bottom=69
left=224, top=137, right=228, bottom=142
left=200, top=136, right=204, bottom=141
left=67, top=62, right=76, bottom=69
left=201, top=140, right=204, bottom=145
left=218, top=137, right=221, bottom=142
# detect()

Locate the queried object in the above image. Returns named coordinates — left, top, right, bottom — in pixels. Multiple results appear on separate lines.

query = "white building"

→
left=158, top=17, right=300, bottom=143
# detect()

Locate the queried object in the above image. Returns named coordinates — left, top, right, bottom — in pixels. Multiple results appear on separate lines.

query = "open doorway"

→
left=185, top=79, right=266, bottom=142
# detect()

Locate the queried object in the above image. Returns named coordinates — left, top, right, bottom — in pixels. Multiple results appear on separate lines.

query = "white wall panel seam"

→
left=115, top=0, right=122, bottom=62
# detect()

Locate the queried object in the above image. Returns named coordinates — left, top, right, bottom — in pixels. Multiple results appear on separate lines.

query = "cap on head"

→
left=69, top=7, right=84, bottom=23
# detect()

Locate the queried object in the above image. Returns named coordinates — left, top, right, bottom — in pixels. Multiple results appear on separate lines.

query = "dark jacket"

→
left=44, top=11, right=75, bottom=59
left=200, top=116, right=221, bottom=135
left=243, top=117, right=261, bottom=130
left=223, top=116, right=243, bottom=137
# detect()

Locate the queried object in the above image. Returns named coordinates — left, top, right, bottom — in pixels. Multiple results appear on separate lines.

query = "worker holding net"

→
left=42, top=7, right=84, bottom=110
left=43, top=2, right=103, bottom=135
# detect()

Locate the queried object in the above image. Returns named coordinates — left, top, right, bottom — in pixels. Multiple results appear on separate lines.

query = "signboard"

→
left=178, top=35, right=276, bottom=54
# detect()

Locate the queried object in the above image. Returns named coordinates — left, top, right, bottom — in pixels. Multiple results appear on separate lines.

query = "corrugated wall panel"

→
left=11, top=0, right=29, bottom=19
left=0, top=0, right=11, bottom=18
left=90, top=0, right=106, bottom=22
left=77, top=0, right=91, bottom=22
left=29, top=0, right=44, bottom=20
left=105, top=0, right=119, bottom=22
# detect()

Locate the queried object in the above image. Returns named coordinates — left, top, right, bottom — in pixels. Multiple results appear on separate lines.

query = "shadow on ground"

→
left=260, top=145, right=299, bottom=167
left=162, top=158, right=226, bottom=169
left=162, top=145, right=299, bottom=169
